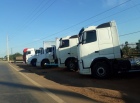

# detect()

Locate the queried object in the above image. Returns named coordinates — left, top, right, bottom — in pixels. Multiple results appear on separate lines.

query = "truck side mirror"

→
left=77, top=40, right=85, bottom=46
left=77, top=42, right=80, bottom=46
left=82, top=39, right=86, bottom=44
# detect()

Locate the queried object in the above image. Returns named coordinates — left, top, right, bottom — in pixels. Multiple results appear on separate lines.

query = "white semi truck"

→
left=56, top=35, right=79, bottom=70
left=25, top=48, right=36, bottom=63
left=36, top=41, right=58, bottom=68
left=27, top=48, right=42, bottom=66
left=77, top=21, right=133, bottom=78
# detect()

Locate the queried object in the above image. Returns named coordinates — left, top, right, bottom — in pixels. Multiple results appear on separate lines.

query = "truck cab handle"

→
left=68, top=53, right=70, bottom=54
left=95, top=51, right=99, bottom=53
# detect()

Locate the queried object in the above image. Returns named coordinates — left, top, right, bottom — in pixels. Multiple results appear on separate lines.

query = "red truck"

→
left=23, top=48, right=28, bottom=63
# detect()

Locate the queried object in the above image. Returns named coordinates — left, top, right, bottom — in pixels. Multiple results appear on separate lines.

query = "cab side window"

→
left=83, top=30, right=97, bottom=44
left=60, top=40, right=69, bottom=48
left=26, top=51, right=31, bottom=55
left=40, top=48, right=44, bottom=54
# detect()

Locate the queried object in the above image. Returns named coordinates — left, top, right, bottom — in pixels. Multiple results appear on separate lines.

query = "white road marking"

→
left=9, top=63, right=66, bottom=103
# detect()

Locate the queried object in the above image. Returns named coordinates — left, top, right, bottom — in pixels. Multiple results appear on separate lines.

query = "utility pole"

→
left=11, top=48, right=13, bottom=61
left=7, top=35, right=9, bottom=61
left=11, top=48, right=12, bottom=55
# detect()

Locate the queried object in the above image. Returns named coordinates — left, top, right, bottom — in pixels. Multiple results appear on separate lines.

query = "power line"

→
left=25, top=0, right=132, bottom=41
left=27, top=0, right=57, bottom=26
left=9, top=0, right=56, bottom=40
left=82, top=2, right=140, bottom=29
left=11, top=0, right=135, bottom=48
left=20, top=0, right=49, bottom=30
left=11, top=28, right=140, bottom=49
left=118, top=16, right=140, bottom=25
left=50, top=2, right=140, bottom=40
left=9, top=0, right=46, bottom=38
left=131, top=0, right=140, bottom=14
left=25, top=0, right=46, bottom=20
left=21, top=0, right=56, bottom=29
left=119, top=30, right=140, bottom=37
left=30, top=0, right=139, bottom=41
left=10, top=0, right=130, bottom=41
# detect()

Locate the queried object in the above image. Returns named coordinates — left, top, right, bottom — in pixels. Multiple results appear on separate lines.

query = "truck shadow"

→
left=0, top=81, right=97, bottom=103
left=15, top=63, right=140, bottom=87
left=15, top=63, right=140, bottom=103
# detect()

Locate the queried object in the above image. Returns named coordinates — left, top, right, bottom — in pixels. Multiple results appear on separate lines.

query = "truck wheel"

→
left=41, top=60, right=49, bottom=69
left=67, top=60, right=78, bottom=71
left=31, top=59, right=36, bottom=67
left=91, top=62, right=110, bottom=79
left=120, top=60, right=131, bottom=72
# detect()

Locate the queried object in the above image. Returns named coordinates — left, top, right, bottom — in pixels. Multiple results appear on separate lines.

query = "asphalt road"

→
left=0, top=61, right=59, bottom=103
left=0, top=61, right=97, bottom=103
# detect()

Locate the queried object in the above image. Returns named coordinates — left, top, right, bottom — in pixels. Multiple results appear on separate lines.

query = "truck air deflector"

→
left=70, top=35, right=78, bottom=38
left=96, top=22, right=111, bottom=29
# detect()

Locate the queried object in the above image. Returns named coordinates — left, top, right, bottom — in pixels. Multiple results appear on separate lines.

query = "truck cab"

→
left=36, top=45, right=58, bottom=68
left=77, top=21, right=124, bottom=78
left=25, top=48, right=36, bottom=63
left=23, top=48, right=28, bottom=63
left=56, top=35, right=78, bottom=70
left=27, top=48, right=41, bottom=66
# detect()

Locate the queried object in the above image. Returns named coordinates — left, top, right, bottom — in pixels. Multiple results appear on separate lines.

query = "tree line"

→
left=4, top=53, right=22, bottom=61
left=121, top=41, right=140, bottom=58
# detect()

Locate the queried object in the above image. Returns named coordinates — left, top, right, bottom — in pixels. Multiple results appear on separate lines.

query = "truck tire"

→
left=67, top=59, right=78, bottom=71
left=91, top=62, right=110, bottom=79
left=41, top=60, right=49, bottom=69
left=118, top=60, right=131, bottom=72
left=31, top=59, right=36, bottom=67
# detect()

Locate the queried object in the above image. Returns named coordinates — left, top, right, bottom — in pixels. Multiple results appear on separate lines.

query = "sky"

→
left=0, top=0, right=140, bottom=57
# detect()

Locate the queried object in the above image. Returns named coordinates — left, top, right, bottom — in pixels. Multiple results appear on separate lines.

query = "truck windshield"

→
left=46, top=48, right=52, bottom=53
left=26, top=51, right=31, bottom=55
left=35, top=50, right=40, bottom=54
left=82, top=30, right=97, bottom=44
left=59, top=40, right=69, bottom=48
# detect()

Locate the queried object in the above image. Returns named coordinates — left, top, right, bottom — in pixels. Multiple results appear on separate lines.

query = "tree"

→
left=122, top=41, right=131, bottom=57
left=136, top=42, right=140, bottom=51
left=9, top=53, right=22, bottom=60
left=125, top=41, right=128, bottom=46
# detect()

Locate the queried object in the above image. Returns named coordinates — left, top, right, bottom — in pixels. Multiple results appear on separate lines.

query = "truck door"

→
left=58, top=39, right=70, bottom=64
left=53, top=46, right=57, bottom=60
left=46, top=47, right=53, bottom=60
left=26, top=50, right=33, bottom=61
left=69, top=38, right=78, bottom=57
left=80, top=30, right=100, bottom=68
left=97, top=27, right=114, bottom=58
